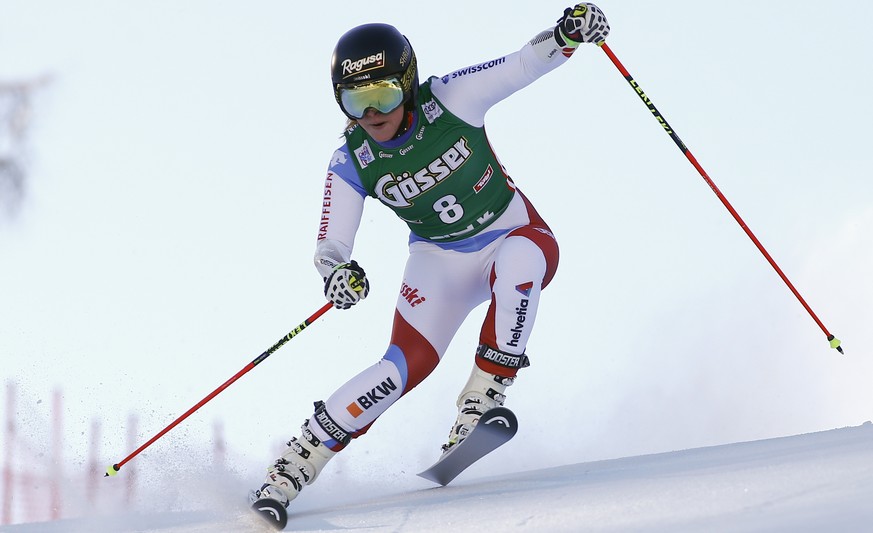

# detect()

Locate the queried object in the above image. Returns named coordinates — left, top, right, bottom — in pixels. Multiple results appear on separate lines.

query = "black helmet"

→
left=331, top=23, right=418, bottom=119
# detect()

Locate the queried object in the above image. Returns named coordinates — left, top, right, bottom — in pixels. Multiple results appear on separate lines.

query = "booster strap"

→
left=312, top=401, right=352, bottom=446
left=476, top=344, right=530, bottom=371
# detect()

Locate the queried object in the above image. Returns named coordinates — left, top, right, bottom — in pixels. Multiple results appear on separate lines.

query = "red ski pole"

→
left=598, top=41, right=842, bottom=354
left=105, top=301, right=334, bottom=476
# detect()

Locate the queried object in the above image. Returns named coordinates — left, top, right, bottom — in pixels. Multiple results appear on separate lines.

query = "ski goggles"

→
left=338, top=78, right=405, bottom=119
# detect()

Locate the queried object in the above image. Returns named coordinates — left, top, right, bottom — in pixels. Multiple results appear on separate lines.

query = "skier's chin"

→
left=362, top=122, right=396, bottom=142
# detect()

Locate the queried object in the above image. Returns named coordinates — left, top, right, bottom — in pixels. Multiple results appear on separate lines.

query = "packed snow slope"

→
left=4, top=422, right=873, bottom=533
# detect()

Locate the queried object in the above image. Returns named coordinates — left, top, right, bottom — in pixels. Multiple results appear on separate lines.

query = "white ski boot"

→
left=254, top=418, right=337, bottom=508
left=442, top=365, right=515, bottom=453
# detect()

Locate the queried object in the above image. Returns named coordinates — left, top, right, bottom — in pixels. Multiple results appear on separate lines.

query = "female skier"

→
left=253, top=3, right=610, bottom=511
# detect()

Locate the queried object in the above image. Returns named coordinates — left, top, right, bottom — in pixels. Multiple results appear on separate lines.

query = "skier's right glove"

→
left=324, top=260, right=369, bottom=310
left=556, top=3, right=610, bottom=46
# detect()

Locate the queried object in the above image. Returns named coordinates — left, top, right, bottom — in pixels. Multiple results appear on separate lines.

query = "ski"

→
left=418, top=406, right=518, bottom=486
left=249, top=491, right=288, bottom=531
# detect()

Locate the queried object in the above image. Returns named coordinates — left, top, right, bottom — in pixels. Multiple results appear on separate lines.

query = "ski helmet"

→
left=330, top=23, right=419, bottom=119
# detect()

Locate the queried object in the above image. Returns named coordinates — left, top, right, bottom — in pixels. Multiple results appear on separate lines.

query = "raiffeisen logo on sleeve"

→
left=342, top=51, right=385, bottom=79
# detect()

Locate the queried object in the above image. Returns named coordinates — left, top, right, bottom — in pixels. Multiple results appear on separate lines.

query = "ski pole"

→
left=105, top=301, right=334, bottom=477
left=597, top=42, right=842, bottom=354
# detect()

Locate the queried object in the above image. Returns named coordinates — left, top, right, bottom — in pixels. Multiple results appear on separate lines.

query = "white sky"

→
left=1, top=0, right=871, bottom=491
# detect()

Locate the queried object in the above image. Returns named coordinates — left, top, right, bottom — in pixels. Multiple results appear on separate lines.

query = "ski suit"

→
left=310, top=27, right=580, bottom=451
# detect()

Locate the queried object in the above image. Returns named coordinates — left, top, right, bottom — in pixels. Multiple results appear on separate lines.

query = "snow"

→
left=3, top=422, right=872, bottom=532
left=2, top=2, right=871, bottom=532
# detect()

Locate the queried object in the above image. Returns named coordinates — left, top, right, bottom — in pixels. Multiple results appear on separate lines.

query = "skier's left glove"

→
left=556, top=3, right=610, bottom=46
left=324, top=260, right=369, bottom=310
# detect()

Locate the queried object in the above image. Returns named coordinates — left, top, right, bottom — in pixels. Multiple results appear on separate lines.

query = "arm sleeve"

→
left=431, top=26, right=579, bottom=127
left=314, top=145, right=367, bottom=279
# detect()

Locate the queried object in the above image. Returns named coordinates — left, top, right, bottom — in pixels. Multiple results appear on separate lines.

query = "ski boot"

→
left=253, top=417, right=337, bottom=509
left=443, top=370, right=517, bottom=452
left=442, top=344, right=529, bottom=453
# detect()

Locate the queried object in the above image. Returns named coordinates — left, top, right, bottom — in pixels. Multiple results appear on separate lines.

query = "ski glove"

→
left=324, top=260, right=369, bottom=309
left=557, top=3, right=610, bottom=45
